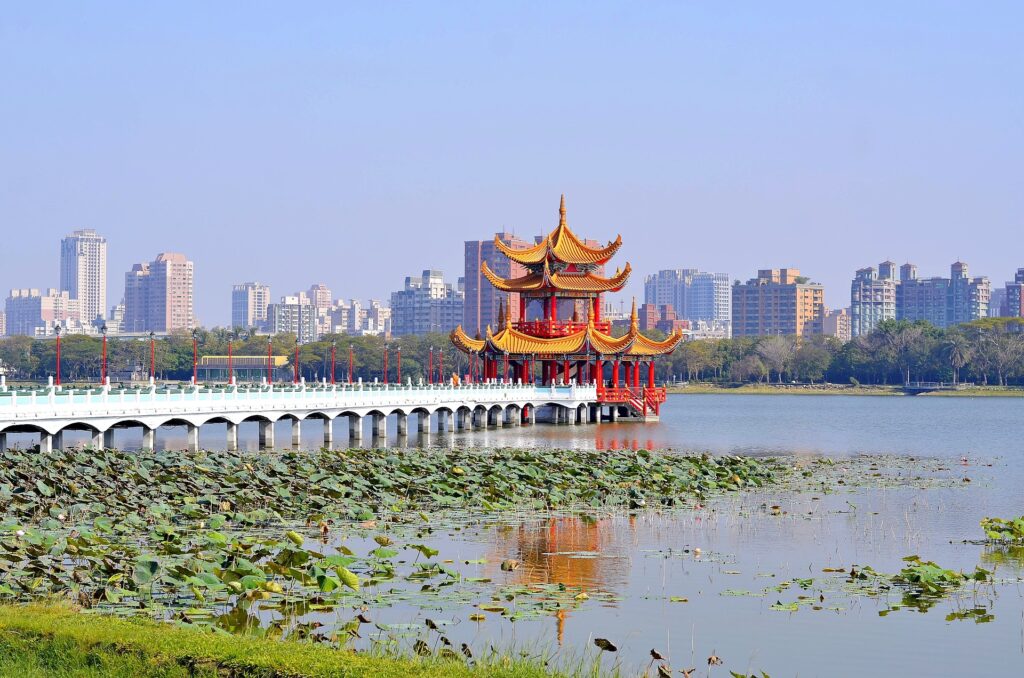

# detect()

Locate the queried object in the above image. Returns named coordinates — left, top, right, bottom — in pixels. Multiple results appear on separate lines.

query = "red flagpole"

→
left=428, top=348, right=434, bottom=385
left=348, top=344, right=354, bottom=383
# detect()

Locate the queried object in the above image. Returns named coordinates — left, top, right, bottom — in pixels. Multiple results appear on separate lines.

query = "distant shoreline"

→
left=666, top=384, right=1024, bottom=397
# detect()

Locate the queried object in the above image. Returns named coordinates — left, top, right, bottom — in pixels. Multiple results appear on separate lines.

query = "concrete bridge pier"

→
left=90, top=430, right=103, bottom=448
left=323, top=419, right=333, bottom=446
left=103, top=429, right=116, bottom=449
left=291, top=419, right=301, bottom=447
left=418, top=412, right=430, bottom=433
left=569, top=406, right=578, bottom=425
left=439, top=410, right=452, bottom=432
left=396, top=412, right=408, bottom=436
left=186, top=424, right=199, bottom=452
left=226, top=422, right=238, bottom=451
left=455, top=410, right=467, bottom=430
left=371, top=413, right=386, bottom=438
left=53, top=431, right=64, bottom=450
left=608, top=406, right=618, bottom=422
left=142, top=426, right=155, bottom=450
left=259, top=420, right=275, bottom=449
left=528, top=405, right=536, bottom=425
left=349, top=415, right=363, bottom=441
left=39, top=432, right=52, bottom=453
left=0, top=432, right=6, bottom=452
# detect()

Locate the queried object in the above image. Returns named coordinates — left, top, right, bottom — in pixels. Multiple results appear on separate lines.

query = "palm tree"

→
left=943, top=331, right=971, bottom=385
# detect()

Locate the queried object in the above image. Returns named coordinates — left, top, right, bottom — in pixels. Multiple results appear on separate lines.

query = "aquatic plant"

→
left=980, top=516, right=1024, bottom=543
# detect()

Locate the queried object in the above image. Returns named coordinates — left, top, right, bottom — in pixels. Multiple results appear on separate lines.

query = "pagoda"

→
left=450, top=195, right=683, bottom=419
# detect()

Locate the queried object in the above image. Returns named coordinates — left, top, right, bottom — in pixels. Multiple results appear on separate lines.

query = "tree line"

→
left=1, top=317, right=1022, bottom=387
left=0, top=330, right=468, bottom=385
left=659, top=318, right=1024, bottom=386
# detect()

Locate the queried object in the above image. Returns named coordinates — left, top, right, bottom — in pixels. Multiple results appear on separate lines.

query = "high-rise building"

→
left=823, top=307, right=852, bottom=342
left=307, top=283, right=332, bottom=310
left=643, top=269, right=731, bottom=334
left=464, top=233, right=531, bottom=333
left=4, top=288, right=80, bottom=336
left=1003, top=269, right=1024, bottom=317
left=896, top=261, right=989, bottom=328
left=0, top=310, right=5, bottom=337
left=122, top=253, right=195, bottom=334
left=59, top=229, right=107, bottom=325
left=850, top=262, right=897, bottom=336
left=268, top=293, right=319, bottom=344
left=232, top=282, right=271, bottom=330
left=391, top=270, right=464, bottom=336
left=732, top=268, right=825, bottom=337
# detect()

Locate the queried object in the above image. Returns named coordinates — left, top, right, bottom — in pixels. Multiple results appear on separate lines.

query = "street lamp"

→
left=330, top=340, right=336, bottom=385
left=148, top=331, right=156, bottom=380
left=54, top=324, right=62, bottom=387
left=191, top=329, right=199, bottom=385
left=100, top=324, right=108, bottom=385
left=438, top=348, right=444, bottom=385
left=227, top=332, right=234, bottom=385
left=348, top=343, right=354, bottom=384
left=383, top=344, right=389, bottom=385
left=396, top=346, right=402, bottom=384
left=266, top=336, right=273, bottom=384
left=428, top=346, right=434, bottom=385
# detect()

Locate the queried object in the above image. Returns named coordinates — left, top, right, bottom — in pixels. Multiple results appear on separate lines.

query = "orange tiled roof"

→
left=481, top=259, right=631, bottom=294
left=449, top=301, right=683, bottom=358
left=494, top=195, right=623, bottom=266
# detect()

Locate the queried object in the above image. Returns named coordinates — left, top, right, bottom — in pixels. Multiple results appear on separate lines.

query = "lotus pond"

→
left=3, top=394, right=1024, bottom=676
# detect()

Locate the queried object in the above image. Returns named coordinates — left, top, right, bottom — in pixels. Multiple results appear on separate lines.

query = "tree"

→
left=942, top=330, right=972, bottom=385
left=730, top=355, right=767, bottom=383
left=875, top=320, right=925, bottom=385
left=793, top=338, right=832, bottom=383
left=756, top=335, right=796, bottom=383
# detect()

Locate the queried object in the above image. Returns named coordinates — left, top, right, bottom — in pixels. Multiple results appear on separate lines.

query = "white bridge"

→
left=0, top=378, right=600, bottom=452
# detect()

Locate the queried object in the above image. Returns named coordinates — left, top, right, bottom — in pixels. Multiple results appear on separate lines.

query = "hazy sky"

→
left=2, top=2, right=1021, bottom=325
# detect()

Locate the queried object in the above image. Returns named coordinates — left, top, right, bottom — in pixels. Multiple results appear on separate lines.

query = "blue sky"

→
left=2, top=2, right=1021, bottom=325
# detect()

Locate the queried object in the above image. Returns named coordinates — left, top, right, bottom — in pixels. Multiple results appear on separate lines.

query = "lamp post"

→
left=348, top=343, right=354, bottom=384
left=227, top=332, right=234, bottom=385
left=383, top=344, right=389, bottom=385
left=438, top=349, right=444, bottom=385
left=266, top=336, right=273, bottom=384
left=54, top=324, right=62, bottom=387
left=100, top=324, right=108, bottom=385
left=396, top=346, right=402, bottom=384
left=191, top=329, right=199, bottom=385
left=149, top=331, right=156, bottom=380
left=293, top=344, right=299, bottom=385
left=330, top=341, right=336, bottom=385
left=428, top=347, right=434, bottom=385
left=503, top=351, right=509, bottom=384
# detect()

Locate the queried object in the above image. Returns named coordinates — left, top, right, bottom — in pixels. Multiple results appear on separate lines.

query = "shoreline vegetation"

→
left=668, top=383, right=1024, bottom=397
left=0, top=603, right=565, bottom=677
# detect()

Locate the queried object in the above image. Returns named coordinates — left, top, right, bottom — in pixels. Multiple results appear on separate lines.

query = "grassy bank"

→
left=0, top=603, right=563, bottom=677
left=667, top=383, right=1024, bottom=397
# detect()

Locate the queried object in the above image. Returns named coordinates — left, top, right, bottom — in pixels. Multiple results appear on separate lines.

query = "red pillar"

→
left=595, top=359, right=603, bottom=387
left=55, top=330, right=61, bottom=386
left=648, top=361, right=656, bottom=387
left=348, top=344, right=354, bottom=384
left=101, top=331, right=107, bottom=385
left=549, top=295, right=557, bottom=322
left=428, top=348, right=434, bottom=384
left=268, top=338, right=274, bottom=384
left=633, top=362, right=640, bottom=388
left=227, top=339, right=233, bottom=384
left=294, top=345, right=299, bottom=384
left=594, top=294, right=602, bottom=324
left=562, top=359, right=570, bottom=383
left=330, top=343, right=336, bottom=385
left=192, top=335, right=198, bottom=384
left=519, top=295, right=526, bottom=323
left=383, top=347, right=388, bottom=385
left=612, top=360, right=620, bottom=388
left=397, top=347, right=402, bottom=384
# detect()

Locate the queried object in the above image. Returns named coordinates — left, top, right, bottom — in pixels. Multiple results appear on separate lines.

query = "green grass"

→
left=0, top=603, right=569, bottom=678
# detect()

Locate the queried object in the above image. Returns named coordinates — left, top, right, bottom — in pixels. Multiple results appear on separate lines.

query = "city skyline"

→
left=2, top=4, right=1021, bottom=326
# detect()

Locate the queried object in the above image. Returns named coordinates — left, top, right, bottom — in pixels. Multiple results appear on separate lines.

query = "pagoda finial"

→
left=559, top=193, right=566, bottom=226
left=505, top=294, right=512, bottom=328
left=630, top=297, right=639, bottom=332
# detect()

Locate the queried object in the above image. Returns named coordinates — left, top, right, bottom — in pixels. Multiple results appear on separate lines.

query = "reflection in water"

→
left=486, top=516, right=630, bottom=644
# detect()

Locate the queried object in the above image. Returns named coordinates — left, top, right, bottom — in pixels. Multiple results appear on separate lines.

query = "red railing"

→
left=513, top=319, right=612, bottom=337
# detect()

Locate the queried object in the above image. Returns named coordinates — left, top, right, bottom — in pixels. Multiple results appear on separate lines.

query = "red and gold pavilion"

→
left=450, top=195, right=683, bottom=419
